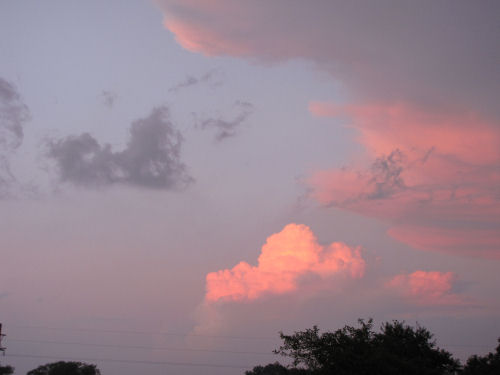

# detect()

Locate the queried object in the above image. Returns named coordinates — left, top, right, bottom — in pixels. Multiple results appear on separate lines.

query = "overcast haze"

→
left=1, top=1, right=499, bottom=374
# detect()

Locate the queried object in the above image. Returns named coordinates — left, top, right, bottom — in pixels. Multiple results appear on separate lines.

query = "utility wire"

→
left=9, top=325, right=492, bottom=349
left=11, top=325, right=276, bottom=341
left=8, top=338, right=277, bottom=356
left=6, top=353, right=253, bottom=370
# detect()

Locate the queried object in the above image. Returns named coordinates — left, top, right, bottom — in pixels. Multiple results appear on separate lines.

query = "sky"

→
left=0, top=1, right=499, bottom=374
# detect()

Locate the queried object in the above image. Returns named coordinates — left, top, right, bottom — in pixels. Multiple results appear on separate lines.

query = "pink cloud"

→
left=388, top=270, right=464, bottom=305
left=388, top=226, right=500, bottom=259
left=158, top=0, right=262, bottom=57
left=309, top=101, right=500, bottom=164
left=205, top=223, right=365, bottom=302
left=163, top=18, right=250, bottom=57
left=308, top=102, right=500, bottom=258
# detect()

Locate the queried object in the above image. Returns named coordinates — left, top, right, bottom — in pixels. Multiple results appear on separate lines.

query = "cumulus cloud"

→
left=196, top=100, right=253, bottom=141
left=168, top=68, right=223, bottom=94
left=0, top=77, right=30, bottom=196
left=308, top=102, right=500, bottom=258
left=205, top=223, right=365, bottom=303
left=46, top=106, right=193, bottom=189
left=387, top=270, right=465, bottom=305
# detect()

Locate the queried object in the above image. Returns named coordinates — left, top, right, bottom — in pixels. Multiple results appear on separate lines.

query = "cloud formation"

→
left=0, top=77, right=30, bottom=196
left=205, top=223, right=365, bottom=302
left=196, top=100, right=253, bottom=141
left=156, top=1, right=500, bottom=259
left=308, top=102, right=500, bottom=258
left=157, top=0, right=499, bottom=117
left=388, top=270, right=464, bottom=305
left=46, top=106, right=192, bottom=189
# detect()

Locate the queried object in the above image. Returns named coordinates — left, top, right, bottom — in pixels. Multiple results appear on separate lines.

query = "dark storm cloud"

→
left=46, top=106, right=193, bottom=189
left=196, top=101, right=253, bottom=141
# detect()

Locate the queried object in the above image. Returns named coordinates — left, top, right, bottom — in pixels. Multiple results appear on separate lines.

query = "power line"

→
left=10, top=325, right=492, bottom=349
left=12, top=325, right=276, bottom=341
left=8, top=338, right=277, bottom=356
left=6, top=353, right=254, bottom=370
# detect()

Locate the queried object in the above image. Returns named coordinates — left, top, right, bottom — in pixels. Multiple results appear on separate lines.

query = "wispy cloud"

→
left=46, top=106, right=193, bottom=190
left=168, top=68, right=223, bottom=94
left=195, top=100, right=253, bottom=141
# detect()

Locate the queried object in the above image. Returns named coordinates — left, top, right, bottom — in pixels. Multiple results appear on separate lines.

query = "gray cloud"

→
left=0, top=77, right=30, bottom=196
left=196, top=101, right=253, bottom=141
left=101, top=90, right=118, bottom=108
left=0, top=77, right=29, bottom=151
left=169, top=69, right=223, bottom=94
left=46, top=106, right=193, bottom=190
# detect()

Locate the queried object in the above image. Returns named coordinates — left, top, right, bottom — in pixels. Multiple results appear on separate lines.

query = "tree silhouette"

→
left=27, top=361, right=100, bottom=375
left=248, top=319, right=460, bottom=375
left=0, top=365, right=14, bottom=375
left=246, top=362, right=308, bottom=375
left=462, top=338, right=500, bottom=375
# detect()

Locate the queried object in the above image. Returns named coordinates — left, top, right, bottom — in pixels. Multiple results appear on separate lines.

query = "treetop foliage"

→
left=0, top=365, right=14, bottom=375
left=26, top=361, right=100, bottom=375
left=246, top=319, right=500, bottom=375
left=462, top=338, right=500, bottom=375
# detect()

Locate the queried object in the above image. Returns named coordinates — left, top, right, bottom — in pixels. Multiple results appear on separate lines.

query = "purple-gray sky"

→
left=1, top=1, right=499, bottom=374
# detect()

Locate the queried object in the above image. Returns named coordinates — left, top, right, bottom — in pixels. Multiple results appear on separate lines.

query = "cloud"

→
left=387, top=270, right=465, bottom=305
left=196, top=100, right=253, bottom=141
left=205, top=223, right=365, bottom=303
left=308, top=101, right=500, bottom=164
left=156, top=0, right=500, bottom=117
left=155, top=2, right=500, bottom=257
left=101, top=90, right=118, bottom=108
left=46, top=106, right=193, bottom=189
left=308, top=102, right=500, bottom=258
left=0, top=78, right=29, bottom=151
left=168, top=68, right=223, bottom=94
left=0, top=77, right=30, bottom=197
